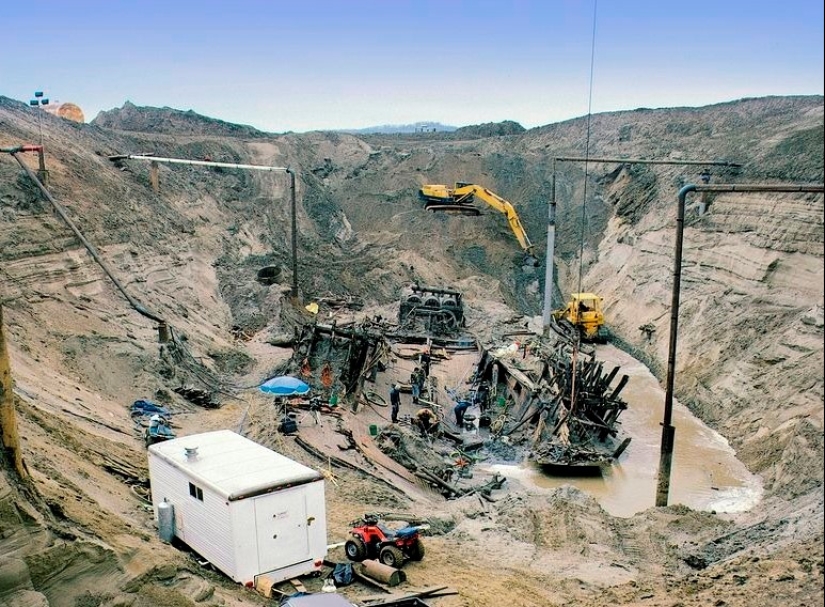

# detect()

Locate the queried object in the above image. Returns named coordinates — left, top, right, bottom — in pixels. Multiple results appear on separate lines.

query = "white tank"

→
left=157, top=500, right=175, bottom=543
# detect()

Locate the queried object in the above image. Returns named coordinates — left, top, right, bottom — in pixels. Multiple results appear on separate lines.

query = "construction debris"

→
left=173, top=386, right=221, bottom=408
left=361, top=585, right=457, bottom=605
left=398, top=285, right=465, bottom=336
left=360, top=559, right=406, bottom=587
left=471, top=327, right=630, bottom=471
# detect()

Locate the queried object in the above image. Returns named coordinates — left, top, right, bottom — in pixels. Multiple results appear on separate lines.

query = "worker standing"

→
left=389, top=384, right=401, bottom=423
left=410, top=367, right=423, bottom=404
left=475, top=381, right=490, bottom=412
left=309, top=397, right=322, bottom=424
left=453, top=400, right=471, bottom=427
left=419, top=349, right=431, bottom=378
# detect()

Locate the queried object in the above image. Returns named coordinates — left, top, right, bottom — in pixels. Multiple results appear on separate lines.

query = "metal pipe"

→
left=110, top=154, right=289, bottom=173
left=693, top=183, right=823, bottom=193
left=1, top=144, right=43, bottom=154
left=553, top=156, right=742, bottom=168
left=655, top=181, right=824, bottom=507
left=109, top=154, right=299, bottom=298
left=288, top=169, right=299, bottom=298
left=9, top=151, right=165, bottom=325
left=542, top=157, right=557, bottom=327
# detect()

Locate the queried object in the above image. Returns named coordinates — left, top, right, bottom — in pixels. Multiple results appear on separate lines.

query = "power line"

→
left=576, top=0, right=598, bottom=298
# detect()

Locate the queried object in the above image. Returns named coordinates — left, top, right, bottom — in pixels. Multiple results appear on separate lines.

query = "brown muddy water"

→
left=483, top=344, right=763, bottom=518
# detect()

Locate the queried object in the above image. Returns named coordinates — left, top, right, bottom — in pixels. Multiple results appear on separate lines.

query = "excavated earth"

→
left=0, top=95, right=823, bottom=607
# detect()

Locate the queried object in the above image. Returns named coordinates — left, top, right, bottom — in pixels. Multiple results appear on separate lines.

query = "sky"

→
left=2, top=0, right=823, bottom=133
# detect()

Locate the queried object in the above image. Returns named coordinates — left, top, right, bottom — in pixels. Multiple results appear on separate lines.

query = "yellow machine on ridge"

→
left=419, top=182, right=539, bottom=266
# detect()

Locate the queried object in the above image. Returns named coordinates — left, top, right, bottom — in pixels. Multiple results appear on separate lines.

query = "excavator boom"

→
left=418, top=182, right=537, bottom=265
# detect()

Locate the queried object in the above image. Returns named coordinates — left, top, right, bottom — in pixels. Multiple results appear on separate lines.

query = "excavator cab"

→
left=418, top=184, right=479, bottom=215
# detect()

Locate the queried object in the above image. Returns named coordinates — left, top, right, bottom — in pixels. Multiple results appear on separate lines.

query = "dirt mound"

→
left=92, top=100, right=269, bottom=137
left=0, top=94, right=822, bottom=606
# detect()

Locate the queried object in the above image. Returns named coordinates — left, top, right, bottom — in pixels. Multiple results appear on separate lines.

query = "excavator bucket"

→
left=522, top=253, right=540, bottom=267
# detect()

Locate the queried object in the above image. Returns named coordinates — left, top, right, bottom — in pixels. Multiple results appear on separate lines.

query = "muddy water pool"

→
left=482, top=344, right=763, bottom=518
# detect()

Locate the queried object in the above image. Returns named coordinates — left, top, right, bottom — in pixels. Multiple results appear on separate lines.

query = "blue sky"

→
left=2, top=1, right=823, bottom=132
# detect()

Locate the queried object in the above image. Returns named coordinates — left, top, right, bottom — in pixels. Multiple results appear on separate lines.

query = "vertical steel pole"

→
left=654, top=182, right=822, bottom=507
left=655, top=184, right=695, bottom=506
left=150, top=161, right=159, bottom=193
left=37, top=147, right=48, bottom=186
left=288, top=169, right=299, bottom=299
left=542, top=158, right=557, bottom=329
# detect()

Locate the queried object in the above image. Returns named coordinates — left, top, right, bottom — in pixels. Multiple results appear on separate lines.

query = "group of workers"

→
left=389, top=383, right=439, bottom=436
left=387, top=348, right=492, bottom=438
left=409, top=348, right=432, bottom=404
left=388, top=348, right=439, bottom=436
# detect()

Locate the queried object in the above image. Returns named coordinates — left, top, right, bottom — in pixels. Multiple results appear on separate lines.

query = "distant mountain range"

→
left=89, top=101, right=524, bottom=138
left=337, top=121, right=458, bottom=134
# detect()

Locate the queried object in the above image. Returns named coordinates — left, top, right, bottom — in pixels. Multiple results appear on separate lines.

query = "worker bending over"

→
left=415, top=407, right=439, bottom=437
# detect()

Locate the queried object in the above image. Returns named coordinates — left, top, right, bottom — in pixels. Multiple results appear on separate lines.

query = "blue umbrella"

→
left=259, top=375, right=311, bottom=396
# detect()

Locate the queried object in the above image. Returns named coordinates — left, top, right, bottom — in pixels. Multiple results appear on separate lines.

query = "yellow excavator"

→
left=552, top=292, right=608, bottom=343
left=418, top=182, right=539, bottom=266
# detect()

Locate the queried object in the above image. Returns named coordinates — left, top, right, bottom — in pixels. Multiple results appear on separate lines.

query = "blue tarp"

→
left=130, top=400, right=175, bottom=442
left=130, top=399, right=170, bottom=417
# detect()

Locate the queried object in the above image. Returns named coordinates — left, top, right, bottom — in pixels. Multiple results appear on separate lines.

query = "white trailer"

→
left=147, top=429, right=327, bottom=586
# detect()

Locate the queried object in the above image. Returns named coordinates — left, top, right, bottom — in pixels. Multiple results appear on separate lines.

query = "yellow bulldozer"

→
left=552, top=292, right=608, bottom=343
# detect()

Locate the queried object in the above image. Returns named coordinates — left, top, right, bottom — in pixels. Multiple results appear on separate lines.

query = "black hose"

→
left=10, top=152, right=165, bottom=325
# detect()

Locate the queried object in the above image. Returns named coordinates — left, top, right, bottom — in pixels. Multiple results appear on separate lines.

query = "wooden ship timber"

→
left=475, top=337, right=631, bottom=474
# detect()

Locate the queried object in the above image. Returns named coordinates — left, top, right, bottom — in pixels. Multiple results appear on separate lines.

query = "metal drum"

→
left=157, top=500, right=175, bottom=543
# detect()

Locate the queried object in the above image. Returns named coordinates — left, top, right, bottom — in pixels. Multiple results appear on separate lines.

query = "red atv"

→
left=344, top=513, right=426, bottom=568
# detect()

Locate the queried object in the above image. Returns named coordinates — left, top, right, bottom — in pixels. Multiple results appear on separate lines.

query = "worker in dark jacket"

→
left=389, top=384, right=401, bottom=423
left=475, top=381, right=490, bottom=412
left=419, top=349, right=431, bottom=378
left=454, top=400, right=471, bottom=427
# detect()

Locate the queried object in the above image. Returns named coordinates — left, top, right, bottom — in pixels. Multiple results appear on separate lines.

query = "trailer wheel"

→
left=379, top=545, right=404, bottom=568
left=345, top=538, right=367, bottom=562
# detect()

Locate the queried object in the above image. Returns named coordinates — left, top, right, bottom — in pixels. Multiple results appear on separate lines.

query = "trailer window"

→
left=189, top=482, right=204, bottom=501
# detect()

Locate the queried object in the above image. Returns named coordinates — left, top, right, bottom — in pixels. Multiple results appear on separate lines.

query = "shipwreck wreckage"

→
left=274, top=285, right=630, bottom=492
left=471, top=337, right=631, bottom=473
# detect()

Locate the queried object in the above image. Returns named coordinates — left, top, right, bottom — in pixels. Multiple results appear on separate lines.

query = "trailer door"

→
left=253, top=486, right=311, bottom=572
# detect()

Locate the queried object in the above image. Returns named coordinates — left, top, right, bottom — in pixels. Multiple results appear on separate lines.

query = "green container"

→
left=369, top=424, right=379, bottom=436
